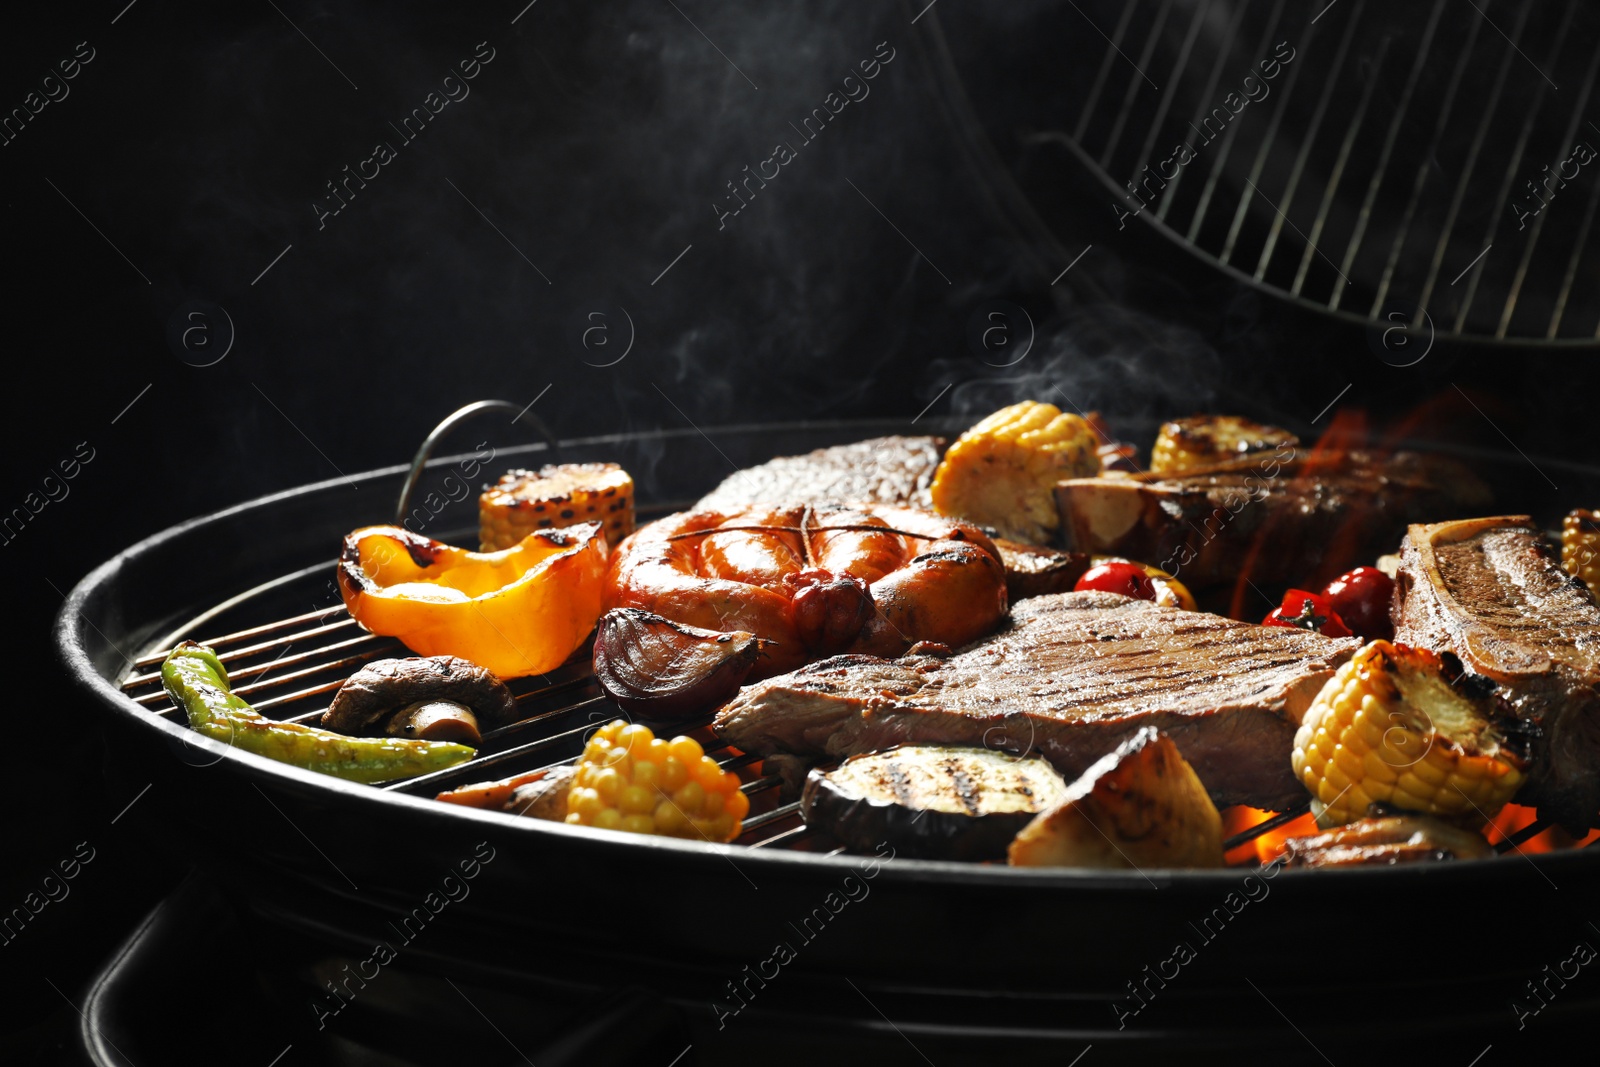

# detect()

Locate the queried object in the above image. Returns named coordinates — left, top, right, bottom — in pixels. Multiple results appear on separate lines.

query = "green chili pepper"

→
left=160, top=641, right=475, bottom=783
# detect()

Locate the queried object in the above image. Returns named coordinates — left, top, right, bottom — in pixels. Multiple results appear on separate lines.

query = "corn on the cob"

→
left=479, top=463, right=634, bottom=551
left=929, top=401, right=1099, bottom=544
left=1148, top=415, right=1299, bottom=476
left=1561, top=508, right=1600, bottom=598
left=1291, top=640, right=1525, bottom=828
left=565, top=720, right=749, bottom=841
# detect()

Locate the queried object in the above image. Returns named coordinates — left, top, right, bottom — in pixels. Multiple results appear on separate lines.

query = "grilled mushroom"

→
left=323, top=656, right=518, bottom=746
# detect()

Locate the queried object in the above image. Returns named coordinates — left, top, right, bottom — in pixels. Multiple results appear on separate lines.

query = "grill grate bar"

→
left=739, top=801, right=802, bottom=833
left=1451, top=2, right=1547, bottom=333
left=1222, top=801, right=1311, bottom=852
left=1127, top=0, right=1214, bottom=195
left=1099, top=0, right=1176, bottom=170
left=1329, top=0, right=1463, bottom=311
left=1185, top=0, right=1288, bottom=243
left=1501, top=6, right=1600, bottom=338
left=1495, top=818, right=1552, bottom=854
left=1217, top=4, right=1316, bottom=266
left=745, top=824, right=810, bottom=849
left=1412, top=3, right=1519, bottom=318
left=1551, top=163, right=1600, bottom=338
left=1072, top=0, right=1145, bottom=145
left=1157, top=0, right=1255, bottom=220
left=1253, top=0, right=1366, bottom=282
left=1290, top=31, right=1392, bottom=296
left=130, top=605, right=348, bottom=669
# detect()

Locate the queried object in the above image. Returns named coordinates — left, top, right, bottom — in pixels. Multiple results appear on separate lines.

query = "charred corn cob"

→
left=929, top=401, right=1099, bottom=544
left=566, top=720, right=749, bottom=841
left=479, top=463, right=634, bottom=551
left=1291, top=640, right=1525, bottom=828
left=1561, top=508, right=1600, bottom=598
left=1148, top=415, right=1299, bottom=475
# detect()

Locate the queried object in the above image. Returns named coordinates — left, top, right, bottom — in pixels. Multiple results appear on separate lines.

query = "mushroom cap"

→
left=323, top=655, right=518, bottom=734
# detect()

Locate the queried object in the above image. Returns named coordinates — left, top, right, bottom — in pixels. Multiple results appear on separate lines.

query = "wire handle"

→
left=395, top=400, right=560, bottom=524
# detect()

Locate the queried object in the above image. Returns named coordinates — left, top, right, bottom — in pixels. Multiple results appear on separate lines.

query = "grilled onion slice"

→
left=593, top=608, right=765, bottom=720
left=801, top=746, right=1068, bottom=861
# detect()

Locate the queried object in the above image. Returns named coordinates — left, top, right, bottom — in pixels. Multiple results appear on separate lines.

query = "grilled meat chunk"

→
left=992, top=538, right=1092, bottom=601
left=1056, top=450, right=1490, bottom=589
left=1393, top=516, right=1600, bottom=830
left=696, top=435, right=945, bottom=511
left=715, top=591, right=1359, bottom=810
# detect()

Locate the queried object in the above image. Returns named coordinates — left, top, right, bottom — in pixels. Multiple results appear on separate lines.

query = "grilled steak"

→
left=1056, top=449, right=1490, bottom=589
left=696, top=435, right=944, bottom=511
left=715, top=591, right=1359, bottom=809
left=1394, top=516, right=1600, bottom=830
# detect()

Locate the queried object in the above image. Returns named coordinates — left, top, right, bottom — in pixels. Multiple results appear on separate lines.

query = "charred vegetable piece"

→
left=323, top=655, right=518, bottom=746
left=161, top=643, right=474, bottom=783
left=993, top=539, right=1092, bottom=601
left=1561, top=508, right=1600, bottom=598
left=1292, top=640, right=1526, bottom=828
left=930, top=400, right=1100, bottom=544
left=593, top=608, right=765, bottom=720
left=1322, top=566, right=1395, bottom=642
left=1148, top=415, right=1299, bottom=475
left=338, top=522, right=607, bottom=678
left=479, top=463, right=635, bottom=551
left=802, top=746, right=1068, bottom=861
left=1263, top=590, right=1353, bottom=638
left=506, top=764, right=577, bottom=820
left=1008, top=727, right=1224, bottom=869
left=1281, top=815, right=1493, bottom=867
left=566, top=721, right=748, bottom=841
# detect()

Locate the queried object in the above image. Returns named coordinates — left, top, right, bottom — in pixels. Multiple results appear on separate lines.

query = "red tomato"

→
left=1262, top=589, right=1353, bottom=638
left=1075, top=561, right=1156, bottom=601
left=1323, top=566, right=1395, bottom=641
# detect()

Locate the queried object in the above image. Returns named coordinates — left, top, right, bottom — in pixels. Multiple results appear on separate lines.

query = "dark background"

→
left=7, top=1, right=1600, bottom=1062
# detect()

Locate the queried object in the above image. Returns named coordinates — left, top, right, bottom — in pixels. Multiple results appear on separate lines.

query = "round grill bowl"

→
left=57, top=419, right=1600, bottom=1058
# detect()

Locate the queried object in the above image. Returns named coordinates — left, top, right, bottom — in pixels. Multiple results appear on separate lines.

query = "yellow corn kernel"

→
left=930, top=400, right=1100, bottom=544
left=1561, top=509, right=1600, bottom=598
left=1292, top=641, right=1525, bottom=827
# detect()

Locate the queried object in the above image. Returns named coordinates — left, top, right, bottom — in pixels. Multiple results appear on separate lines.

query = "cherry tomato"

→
left=1323, top=566, right=1395, bottom=641
left=1075, top=561, right=1156, bottom=601
left=1262, top=589, right=1353, bottom=638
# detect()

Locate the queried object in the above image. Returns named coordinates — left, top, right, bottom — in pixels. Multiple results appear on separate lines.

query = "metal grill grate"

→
left=1065, top=0, right=1600, bottom=343
left=117, top=550, right=1584, bottom=863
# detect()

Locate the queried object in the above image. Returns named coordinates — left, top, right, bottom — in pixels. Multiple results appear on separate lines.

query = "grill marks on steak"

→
left=695, top=435, right=945, bottom=511
left=1394, top=516, right=1600, bottom=829
left=715, top=591, right=1358, bottom=810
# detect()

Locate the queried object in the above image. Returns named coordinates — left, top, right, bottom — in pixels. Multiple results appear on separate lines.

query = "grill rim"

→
left=56, top=416, right=1600, bottom=886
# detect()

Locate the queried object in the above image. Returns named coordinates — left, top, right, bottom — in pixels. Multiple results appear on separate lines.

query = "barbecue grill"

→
left=57, top=414, right=1600, bottom=1064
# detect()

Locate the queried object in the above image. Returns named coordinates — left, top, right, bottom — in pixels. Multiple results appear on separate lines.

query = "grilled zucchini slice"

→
left=802, top=745, right=1068, bottom=861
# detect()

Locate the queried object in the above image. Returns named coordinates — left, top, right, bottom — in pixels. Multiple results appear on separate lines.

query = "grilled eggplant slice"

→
left=801, top=746, right=1068, bottom=860
left=1008, top=727, right=1224, bottom=869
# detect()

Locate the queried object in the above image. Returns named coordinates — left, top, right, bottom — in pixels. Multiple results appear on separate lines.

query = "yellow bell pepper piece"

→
left=338, top=522, right=607, bottom=678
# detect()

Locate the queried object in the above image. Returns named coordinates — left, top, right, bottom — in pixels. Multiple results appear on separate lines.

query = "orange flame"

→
left=1485, top=804, right=1600, bottom=854
left=1222, top=806, right=1318, bottom=865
